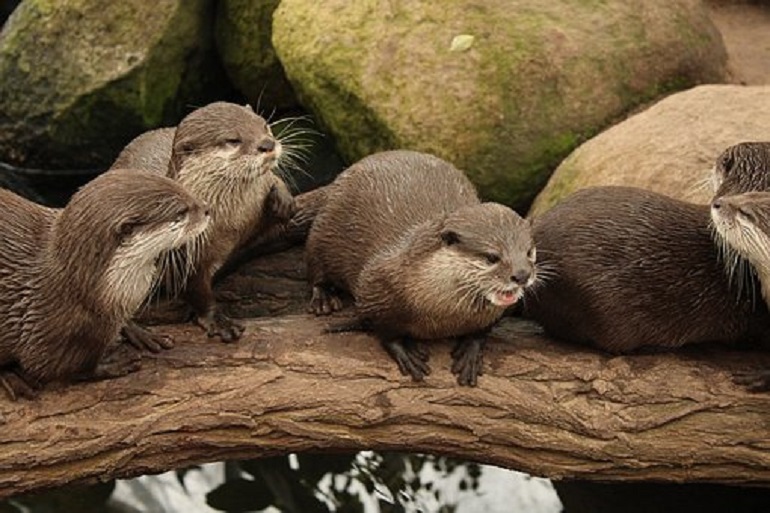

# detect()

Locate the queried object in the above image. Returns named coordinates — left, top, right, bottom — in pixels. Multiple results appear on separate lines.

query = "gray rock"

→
left=0, top=0, right=227, bottom=169
left=215, top=0, right=298, bottom=112
left=273, top=0, right=728, bottom=209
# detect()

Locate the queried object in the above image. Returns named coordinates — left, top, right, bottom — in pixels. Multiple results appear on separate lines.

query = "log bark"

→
left=2, top=248, right=770, bottom=500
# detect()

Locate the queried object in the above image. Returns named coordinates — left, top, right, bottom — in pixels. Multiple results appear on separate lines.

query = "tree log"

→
left=2, top=248, right=770, bottom=500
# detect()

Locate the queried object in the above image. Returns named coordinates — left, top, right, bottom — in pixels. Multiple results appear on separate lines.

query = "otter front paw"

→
left=195, top=309, right=245, bottom=343
left=267, top=183, right=296, bottom=221
left=382, top=338, right=431, bottom=382
left=733, top=369, right=770, bottom=392
left=451, top=337, right=486, bottom=387
left=0, top=370, right=40, bottom=401
left=122, top=321, right=174, bottom=353
left=90, top=344, right=143, bottom=380
left=309, top=285, right=344, bottom=315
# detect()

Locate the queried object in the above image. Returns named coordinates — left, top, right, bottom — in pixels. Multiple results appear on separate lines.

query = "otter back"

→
left=524, top=186, right=770, bottom=353
left=111, top=128, right=175, bottom=176
left=306, top=150, right=479, bottom=291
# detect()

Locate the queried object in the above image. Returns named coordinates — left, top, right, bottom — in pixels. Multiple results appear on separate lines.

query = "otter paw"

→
left=268, top=183, right=296, bottom=221
left=451, top=338, right=486, bottom=387
left=382, top=339, right=431, bottom=382
left=122, top=322, right=174, bottom=353
left=0, top=370, right=40, bottom=401
left=196, top=311, right=245, bottom=343
left=309, top=286, right=344, bottom=316
left=91, top=344, right=143, bottom=380
left=733, top=369, right=770, bottom=392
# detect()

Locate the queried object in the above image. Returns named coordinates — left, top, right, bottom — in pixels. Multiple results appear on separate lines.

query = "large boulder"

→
left=0, top=0, right=227, bottom=169
left=273, top=0, right=728, bottom=209
left=215, top=0, right=298, bottom=112
left=528, top=85, right=770, bottom=216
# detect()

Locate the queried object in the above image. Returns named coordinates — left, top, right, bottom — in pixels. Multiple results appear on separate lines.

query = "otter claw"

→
left=196, top=310, right=245, bottom=343
left=733, top=369, right=770, bottom=392
left=451, top=338, right=486, bottom=387
left=90, top=344, right=143, bottom=380
left=0, top=370, right=39, bottom=401
left=382, top=339, right=431, bottom=381
left=267, top=183, right=296, bottom=221
left=122, top=321, right=174, bottom=353
left=309, top=286, right=344, bottom=316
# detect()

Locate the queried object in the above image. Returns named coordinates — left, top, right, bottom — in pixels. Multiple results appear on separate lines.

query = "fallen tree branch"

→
left=1, top=309, right=769, bottom=499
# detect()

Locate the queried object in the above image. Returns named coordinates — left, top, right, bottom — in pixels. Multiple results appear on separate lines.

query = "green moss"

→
left=0, top=0, right=223, bottom=168
left=273, top=0, right=728, bottom=211
left=215, top=0, right=297, bottom=109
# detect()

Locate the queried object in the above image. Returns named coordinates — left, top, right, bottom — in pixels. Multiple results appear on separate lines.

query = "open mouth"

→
left=488, top=289, right=519, bottom=307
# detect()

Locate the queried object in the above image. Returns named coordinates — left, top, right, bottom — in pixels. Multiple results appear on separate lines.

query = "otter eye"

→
left=174, top=208, right=188, bottom=222
left=441, top=230, right=460, bottom=246
left=484, top=252, right=500, bottom=265
left=118, top=222, right=137, bottom=239
left=224, top=137, right=242, bottom=146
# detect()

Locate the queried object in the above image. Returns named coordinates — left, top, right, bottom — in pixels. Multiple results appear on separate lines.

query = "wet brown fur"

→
left=306, top=150, right=535, bottom=384
left=111, top=102, right=295, bottom=341
left=524, top=186, right=770, bottom=353
left=0, top=169, right=207, bottom=396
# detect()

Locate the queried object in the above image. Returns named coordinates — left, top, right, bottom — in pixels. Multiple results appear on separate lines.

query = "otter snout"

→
left=186, top=202, right=212, bottom=239
left=257, top=137, right=276, bottom=154
left=711, top=197, right=741, bottom=229
left=511, top=268, right=531, bottom=285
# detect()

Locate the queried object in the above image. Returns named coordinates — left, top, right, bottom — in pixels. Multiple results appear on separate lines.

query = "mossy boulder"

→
left=528, top=85, right=770, bottom=216
left=215, top=0, right=298, bottom=112
left=273, top=0, right=728, bottom=209
left=0, top=0, right=226, bottom=169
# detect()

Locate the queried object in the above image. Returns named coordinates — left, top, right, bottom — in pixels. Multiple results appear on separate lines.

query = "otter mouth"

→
left=487, top=289, right=520, bottom=307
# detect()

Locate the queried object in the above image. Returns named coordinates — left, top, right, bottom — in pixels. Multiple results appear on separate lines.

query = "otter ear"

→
left=441, top=230, right=461, bottom=246
left=718, top=150, right=735, bottom=172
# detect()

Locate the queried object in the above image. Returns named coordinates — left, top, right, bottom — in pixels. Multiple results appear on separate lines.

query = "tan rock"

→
left=529, top=85, right=770, bottom=216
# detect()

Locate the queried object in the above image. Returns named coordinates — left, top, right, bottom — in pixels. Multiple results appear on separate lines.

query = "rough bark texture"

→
left=1, top=246, right=770, bottom=500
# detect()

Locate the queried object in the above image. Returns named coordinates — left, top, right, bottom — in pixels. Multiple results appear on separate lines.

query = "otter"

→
left=0, top=169, right=209, bottom=400
left=711, top=191, right=770, bottom=391
left=306, top=150, right=536, bottom=386
left=523, top=186, right=770, bottom=357
left=705, top=142, right=770, bottom=321
left=111, top=102, right=295, bottom=342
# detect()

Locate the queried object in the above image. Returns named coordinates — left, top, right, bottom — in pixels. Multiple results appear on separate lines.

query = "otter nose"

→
left=511, top=269, right=531, bottom=284
left=257, top=137, right=276, bottom=153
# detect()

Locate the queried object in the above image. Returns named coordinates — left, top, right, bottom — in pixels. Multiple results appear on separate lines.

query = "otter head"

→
left=711, top=192, right=770, bottom=262
left=53, top=169, right=210, bottom=318
left=712, top=142, right=770, bottom=198
left=437, top=203, right=536, bottom=308
left=168, top=102, right=282, bottom=197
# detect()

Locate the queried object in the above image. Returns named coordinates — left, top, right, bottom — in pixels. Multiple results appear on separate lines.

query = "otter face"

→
left=53, top=169, right=211, bottom=318
left=170, top=102, right=283, bottom=194
left=438, top=203, right=536, bottom=308
left=711, top=192, right=770, bottom=268
left=712, top=142, right=770, bottom=198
